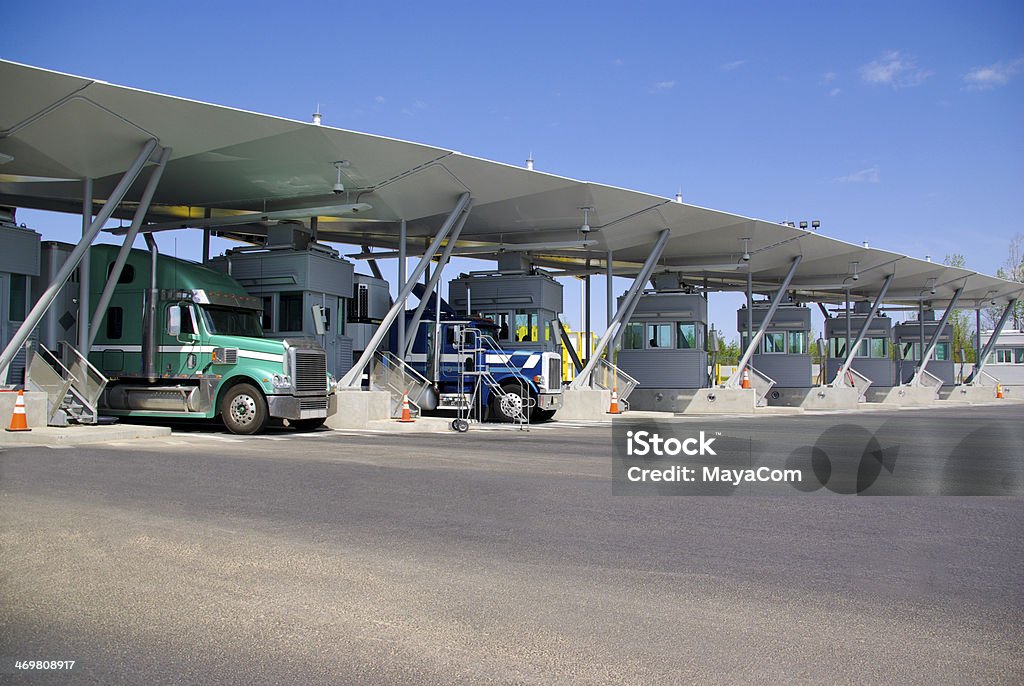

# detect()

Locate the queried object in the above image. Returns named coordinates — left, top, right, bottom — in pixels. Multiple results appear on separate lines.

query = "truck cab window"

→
left=200, top=306, right=263, bottom=337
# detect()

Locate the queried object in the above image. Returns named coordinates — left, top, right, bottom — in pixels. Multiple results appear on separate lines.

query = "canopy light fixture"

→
left=579, top=206, right=593, bottom=234
left=811, top=219, right=821, bottom=229
left=333, top=160, right=349, bottom=194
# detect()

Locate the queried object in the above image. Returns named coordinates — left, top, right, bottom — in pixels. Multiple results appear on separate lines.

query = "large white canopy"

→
left=1, top=59, right=1020, bottom=309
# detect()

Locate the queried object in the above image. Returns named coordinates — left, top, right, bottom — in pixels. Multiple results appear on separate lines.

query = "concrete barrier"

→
left=869, top=385, right=939, bottom=406
left=799, top=386, right=861, bottom=411
left=328, top=390, right=392, bottom=429
left=558, top=388, right=612, bottom=420
left=938, top=385, right=997, bottom=404
left=0, top=390, right=48, bottom=429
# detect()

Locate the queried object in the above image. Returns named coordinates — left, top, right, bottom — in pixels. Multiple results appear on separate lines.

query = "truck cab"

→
left=83, top=244, right=335, bottom=434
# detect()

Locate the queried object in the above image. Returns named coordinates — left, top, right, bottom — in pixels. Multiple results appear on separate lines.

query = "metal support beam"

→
left=966, top=299, right=1016, bottom=384
left=745, top=270, right=753, bottom=345
left=911, top=286, right=963, bottom=386
left=89, top=146, right=172, bottom=348
left=571, top=229, right=669, bottom=388
left=78, top=178, right=93, bottom=356
left=404, top=204, right=472, bottom=358
left=844, top=289, right=851, bottom=360
left=142, top=234, right=159, bottom=380
left=975, top=308, right=982, bottom=378
left=726, top=255, right=803, bottom=387
left=0, top=138, right=159, bottom=384
left=606, top=251, right=613, bottom=328
left=364, top=247, right=384, bottom=281
left=339, top=192, right=471, bottom=388
left=584, top=262, right=592, bottom=363
left=831, top=273, right=892, bottom=386
left=397, top=219, right=407, bottom=361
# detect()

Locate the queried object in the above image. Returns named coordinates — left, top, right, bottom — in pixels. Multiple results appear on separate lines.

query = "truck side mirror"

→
left=167, top=305, right=181, bottom=337
left=311, top=304, right=327, bottom=335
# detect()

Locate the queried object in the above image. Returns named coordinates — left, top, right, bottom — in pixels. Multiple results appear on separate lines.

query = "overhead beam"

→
left=108, top=202, right=373, bottom=234
left=726, top=255, right=803, bottom=387
left=966, top=298, right=1017, bottom=384
left=571, top=229, right=670, bottom=388
left=0, top=137, right=160, bottom=383
left=910, top=285, right=964, bottom=386
left=89, top=146, right=172, bottom=348
left=831, top=273, right=892, bottom=387
left=338, top=192, right=471, bottom=389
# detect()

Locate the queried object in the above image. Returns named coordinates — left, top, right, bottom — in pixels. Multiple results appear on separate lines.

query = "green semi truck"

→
left=78, top=243, right=336, bottom=434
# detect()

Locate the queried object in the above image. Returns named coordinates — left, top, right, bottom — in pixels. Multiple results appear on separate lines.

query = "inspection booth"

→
left=894, top=310, right=953, bottom=386
left=0, top=209, right=41, bottom=385
left=825, top=301, right=895, bottom=389
left=447, top=262, right=563, bottom=354
left=209, top=224, right=355, bottom=380
left=348, top=273, right=391, bottom=364
left=616, top=289, right=709, bottom=411
left=737, top=300, right=813, bottom=406
left=980, top=328, right=1023, bottom=389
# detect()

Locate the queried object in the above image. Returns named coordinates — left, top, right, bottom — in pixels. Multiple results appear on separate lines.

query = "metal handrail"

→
left=834, top=366, right=873, bottom=400
left=25, top=344, right=74, bottom=423
left=59, top=342, right=107, bottom=407
left=748, top=365, right=776, bottom=407
left=590, top=358, right=639, bottom=402
left=972, top=369, right=999, bottom=388
left=370, top=351, right=432, bottom=418
left=462, top=329, right=534, bottom=425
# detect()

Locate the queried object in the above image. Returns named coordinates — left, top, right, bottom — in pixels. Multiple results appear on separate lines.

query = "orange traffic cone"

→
left=6, top=389, right=31, bottom=432
left=607, top=385, right=621, bottom=415
left=996, top=383, right=1004, bottom=399
left=397, top=389, right=416, bottom=423
left=741, top=368, right=751, bottom=389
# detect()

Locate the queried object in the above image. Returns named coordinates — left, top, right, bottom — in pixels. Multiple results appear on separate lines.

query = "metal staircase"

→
left=454, top=327, right=533, bottom=430
left=370, top=350, right=434, bottom=419
left=590, top=357, right=638, bottom=411
left=25, top=342, right=108, bottom=425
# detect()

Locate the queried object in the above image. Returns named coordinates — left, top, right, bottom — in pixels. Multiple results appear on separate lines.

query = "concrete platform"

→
left=798, top=386, right=862, bottom=411
left=327, top=389, right=391, bottom=429
left=868, top=385, right=940, bottom=407
left=0, top=423, right=171, bottom=447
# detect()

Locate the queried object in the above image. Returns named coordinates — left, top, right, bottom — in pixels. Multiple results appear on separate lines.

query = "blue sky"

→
left=5, top=0, right=1023, bottom=340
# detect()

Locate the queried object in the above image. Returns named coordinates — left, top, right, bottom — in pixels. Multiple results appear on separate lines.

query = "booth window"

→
left=1016, top=348, right=1024, bottom=364
left=788, top=331, right=808, bottom=355
left=854, top=339, right=869, bottom=358
left=279, top=292, right=304, bottom=332
left=934, top=342, right=950, bottom=361
left=646, top=323, right=672, bottom=348
left=9, top=273, right=27, bottom=320
left=830, top=338, right=846, bottom=359
left=995, top=349, right=1012, bottom=364
left=515, top=310, right=537, bottom=342
left=763, top=332, right=785, bottom=353
left=261, top=296, right=274, bottom=331
left=870, top=337, right=888, bottom=358
left=483, top=312, right=512, bottom=341
left=676, top=322, right=697, bottom=349
left=623, top=322, right=644, bottom=350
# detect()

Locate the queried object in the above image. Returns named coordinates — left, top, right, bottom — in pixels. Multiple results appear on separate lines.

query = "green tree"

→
left=944, top=253, right=976, bottom=363
left=987, top=233, right=1023, bottom=331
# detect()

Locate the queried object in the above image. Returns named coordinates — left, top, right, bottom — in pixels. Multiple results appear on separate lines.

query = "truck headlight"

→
left=271, top=374, right=292, bottom=389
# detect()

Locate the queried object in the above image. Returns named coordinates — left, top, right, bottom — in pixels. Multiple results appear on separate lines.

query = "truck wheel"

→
left=293, top=418, right=326, bottom=431
left=221, top=383, right=268, bottom=435
left=490, top=382, right=533, bottom=423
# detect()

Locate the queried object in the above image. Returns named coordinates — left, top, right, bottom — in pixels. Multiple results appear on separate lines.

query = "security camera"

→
left=332, top=182, right=345, bottom=194
left=930, top=288, right=936, bottom=295
left=742, top=252, right=750, bottom=262
left=852, top=273, right=859, bottom=281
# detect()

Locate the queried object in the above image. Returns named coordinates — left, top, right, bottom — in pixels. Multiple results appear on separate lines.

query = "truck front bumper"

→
left=537, top=392, right=563, bottom=411
left=267, top=392, right=338, bottom=421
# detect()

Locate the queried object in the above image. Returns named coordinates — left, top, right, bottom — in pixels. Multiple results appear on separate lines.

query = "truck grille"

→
left=299, top=397, right=328, bottom=410
left=292, top=349, right=327, bottom=393
left=549, top=357, right=562, bottom=389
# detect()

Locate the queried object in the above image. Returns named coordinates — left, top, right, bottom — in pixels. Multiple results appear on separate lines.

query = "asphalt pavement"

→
left=1, top=404, right=1022, bottom=684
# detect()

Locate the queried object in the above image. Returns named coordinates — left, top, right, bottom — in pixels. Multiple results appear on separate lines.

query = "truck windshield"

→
left=200, top=306, right=264, bottom=337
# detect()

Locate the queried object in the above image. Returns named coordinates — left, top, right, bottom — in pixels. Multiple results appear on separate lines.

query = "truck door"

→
left=159, top=302, right=203, bottom=379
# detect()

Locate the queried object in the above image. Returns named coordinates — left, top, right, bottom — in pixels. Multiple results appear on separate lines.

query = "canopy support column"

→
left=397, top=219, right=407, bottom=360
left=910, top=286, right=963, bottom=386
left=605, top=250, right=613, bottom=328
left=89, top=145, right=172, bottom=348
left=0, top=137, right=160, bottom=384
left=831, top=273, right=892, bottom=386
left=339, top=192, right=471, bottom=389
left=726, top=255, right=803, bottom=387
left=966, top=299, right=1016, bottom=384
left=79, top=178, right=93, bottom=355
left=571, top=229, right=669, bottom=388
left=404, top=202, right=472, bottom=358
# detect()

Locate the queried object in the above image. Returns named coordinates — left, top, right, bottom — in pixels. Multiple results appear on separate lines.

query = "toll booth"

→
left=0, top=209, right=41, bottom=385
left=738, top=300, right=813, bottom=405
left=616, top=290, right=709, bottom=410
left=209, top=225, right=355, bottom=379
left=447, top=267, right=562, bottom=353
left=894, top=310, right=954, bottom=385
left=983, top=328, right=1024, bottom=389
left=825, top=301, right=895, bottom=387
